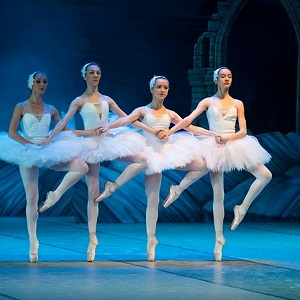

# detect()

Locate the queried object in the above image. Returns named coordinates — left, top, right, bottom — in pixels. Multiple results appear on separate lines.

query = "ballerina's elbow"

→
left=8, top=131, right=17, bottom=139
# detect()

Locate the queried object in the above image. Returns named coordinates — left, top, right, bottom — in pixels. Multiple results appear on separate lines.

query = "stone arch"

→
left=190, top=0, right=300, bottom=133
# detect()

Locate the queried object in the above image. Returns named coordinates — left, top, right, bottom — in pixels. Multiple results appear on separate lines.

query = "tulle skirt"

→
left=144, top=131, right=203, bottom=175
left=0, top=131, right=82, bottom=168
left=78, top=127, right=147, bottom=164
left=197, top=135, right=271, bottom=172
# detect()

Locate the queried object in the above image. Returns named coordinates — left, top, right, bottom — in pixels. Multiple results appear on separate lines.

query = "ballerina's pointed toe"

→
left=163, top=185, right=181, bottom=208
left=87, top=236, right=99, bottom=262
left=214, top=236, right=226, bottom=262
left=38, top=192, right=57, bottom=213
left=147, top=237, right=158, bottom=262
left=231, top=205, right=246, bottom=231
left=94, top=182, right=119, bottom=203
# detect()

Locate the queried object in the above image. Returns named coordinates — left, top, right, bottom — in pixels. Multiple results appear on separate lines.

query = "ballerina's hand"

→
left=215, top=136, right=222, bottom=144
left=95, top=126, right=107, bottom=135
left=37, top=137, right=51, bottom=146
left=215, top=135, right=227, bottom=145
left=220, top=137, right=228, bottom=145
left=157, top=129, right=169, bottom=141
left=162, top=129, right=171, bottom=140
left=152, top=128, right=161, bottom=136
left=41, top=138, right=51, bottom=146
left=25, top=143, right=44, bottom=150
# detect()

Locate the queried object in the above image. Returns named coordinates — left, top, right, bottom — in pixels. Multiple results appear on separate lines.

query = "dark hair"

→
left=81, top=62, right=101, bottom=77
left=27, top=71, right=47, bottom=90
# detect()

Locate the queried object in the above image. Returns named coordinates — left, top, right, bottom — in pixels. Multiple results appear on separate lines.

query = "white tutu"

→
left=145, top=131, right=202, bottom=175
left=200, top=104, right=272, bottom=172
left=79, top=127, right=146, bottom=164
left=0, top=131, right=82, bottom=168
left=197, top=135, right=271, bottom=172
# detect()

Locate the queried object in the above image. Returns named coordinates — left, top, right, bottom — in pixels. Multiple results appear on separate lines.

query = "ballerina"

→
left=0, top=71, right=88, bottom=262
left=41, top=62, right=148, bottom=262
left=94, top=75, right=217, bottom=261
left=162, top=67, right=272, bottom=261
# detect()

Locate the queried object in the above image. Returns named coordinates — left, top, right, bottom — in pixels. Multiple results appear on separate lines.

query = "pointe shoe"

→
left=231, top=205, right=246, bottom=231
left=94, top=181, right=119, bottom=203
left=214, top=236, right=226, bottom=262
left=163, top=185, right=182, bottom=208
left=87, top=236, right=98, bottom=262
left=147, top=237, right=158, bottom=262
left=29, top=240, right=39, bottom=263
left=38, top=191, right=57, bottom=213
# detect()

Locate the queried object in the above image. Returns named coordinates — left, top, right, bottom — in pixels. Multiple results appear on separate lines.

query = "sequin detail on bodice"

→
left=79, top=96, right=109, bottom=129
left=206, top=105, right=237, bottom=135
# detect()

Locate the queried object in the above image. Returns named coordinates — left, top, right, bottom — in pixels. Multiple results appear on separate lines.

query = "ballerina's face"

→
left=85, top=65, right=101, bottom=87
left=217, top=68, right=232, bottom=90
left=32, top=73, right=48, bottom=94
left=151, top=78, right=169, bottom=102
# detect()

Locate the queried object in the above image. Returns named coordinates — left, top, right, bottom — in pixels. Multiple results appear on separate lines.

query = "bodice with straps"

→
left=79, top=95, right=109, bottom=129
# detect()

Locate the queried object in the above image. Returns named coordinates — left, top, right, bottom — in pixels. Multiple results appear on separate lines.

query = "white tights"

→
left=51, top=159, right=89, bottom=203
left=145, top=173, right=161, bottom=239
left=85, top=163, right=100, bottom=238
left=210, top=163, right=272, bottom=236
left=19, top=166, right=39, bottom=244
left=179, top=159, right=208, bottom=191
left=87, top=153, right=147, bottom=239
left=114, top=152, right=148, bottom=187
left=20, top=159, right=89, bottom=243
left=177, top=158, right=208, bottom=192
left=144, top=158, right=208, bottom=240
left=239, top=164, right=272, bottom=212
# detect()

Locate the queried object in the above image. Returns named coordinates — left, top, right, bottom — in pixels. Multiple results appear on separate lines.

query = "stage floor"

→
left=0, top=217, right=299, bottom=300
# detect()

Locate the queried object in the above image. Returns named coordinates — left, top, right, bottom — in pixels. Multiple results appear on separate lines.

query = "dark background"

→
left=0, top=0, right=299, bottom=223
left=0, top=0, right=298, bottom=134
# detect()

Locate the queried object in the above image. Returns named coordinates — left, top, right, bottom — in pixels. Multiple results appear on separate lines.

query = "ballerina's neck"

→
left=28, top=95, right=43, bottom=105
left=83, top=91, right=101, bottom=101
left=85, top=85, right=99, bottom=95
left=216, top=89, right=230, bottom=98
left=150, top=104, right=165, bottom=115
